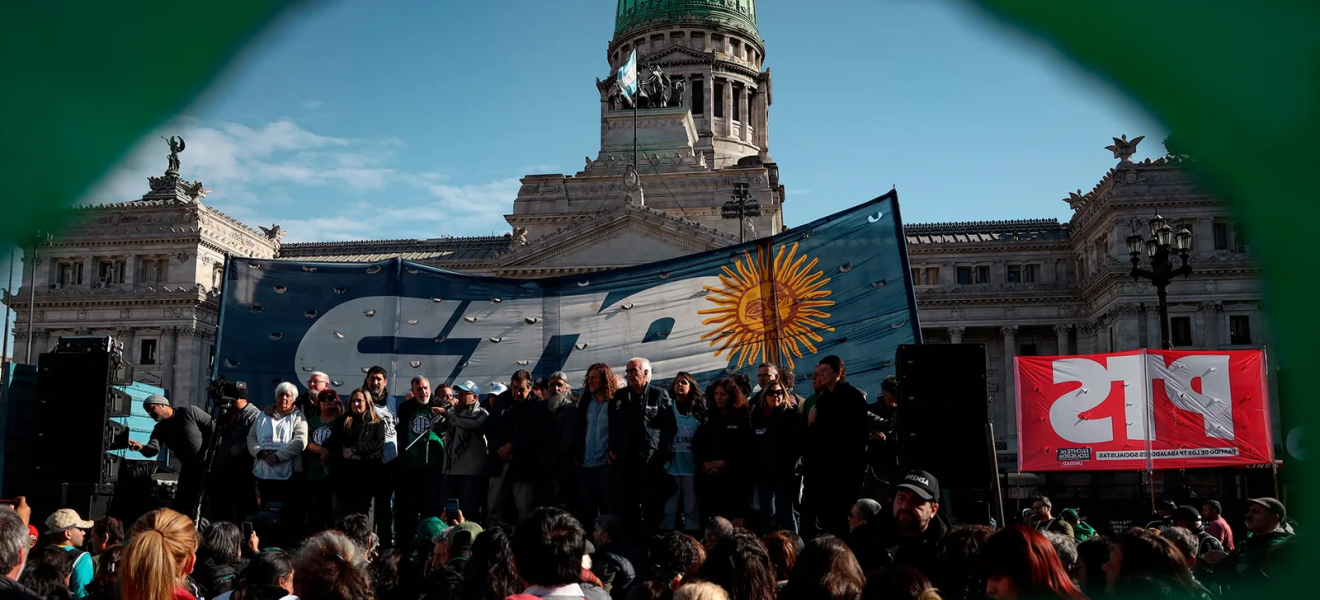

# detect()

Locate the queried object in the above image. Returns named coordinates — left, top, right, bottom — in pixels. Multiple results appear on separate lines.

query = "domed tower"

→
left=606, top=0, right=770, bottom=165
left=503, top=0, right=784, bottom=273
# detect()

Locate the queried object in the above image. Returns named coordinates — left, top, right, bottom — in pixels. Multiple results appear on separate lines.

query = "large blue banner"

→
left=215, top=191, right=920, bottom=402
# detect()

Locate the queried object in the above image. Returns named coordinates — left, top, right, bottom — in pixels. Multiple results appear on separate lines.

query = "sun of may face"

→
left=699, top=242, right=835, bottom=369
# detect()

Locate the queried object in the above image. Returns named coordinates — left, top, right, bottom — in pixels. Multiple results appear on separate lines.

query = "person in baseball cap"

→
left=888, top=470, right=948, bottom=574
left=45, top=508, right=96, bottom=596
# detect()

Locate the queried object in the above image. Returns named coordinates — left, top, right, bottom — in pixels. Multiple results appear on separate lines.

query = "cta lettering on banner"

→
left=1015, top=349, right=1274, bottom=472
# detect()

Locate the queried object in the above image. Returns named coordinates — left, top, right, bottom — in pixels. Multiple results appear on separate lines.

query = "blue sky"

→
left=82, top=0, right=1165, bottom=243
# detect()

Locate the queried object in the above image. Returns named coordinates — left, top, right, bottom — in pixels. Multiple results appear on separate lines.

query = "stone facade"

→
left=6, top=170, right=279, bottom=406
left=907, top=148, right=1269, bottom=472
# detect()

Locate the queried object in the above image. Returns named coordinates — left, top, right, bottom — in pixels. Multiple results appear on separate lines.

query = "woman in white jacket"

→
left=247, top=381, right=308, bottom=524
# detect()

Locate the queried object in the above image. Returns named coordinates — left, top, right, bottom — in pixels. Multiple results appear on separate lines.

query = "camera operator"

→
left=208, top=384, right=260, bottom=522
left=127, top=394, right=215, bottom=515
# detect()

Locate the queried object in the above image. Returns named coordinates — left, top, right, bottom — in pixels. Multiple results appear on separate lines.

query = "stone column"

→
left=1199, top=302, right=1222, bottom=349
left=1077, top=323, right=1095, bottom=354
left=173, top=327, right=193, bottom=406
left=739, top=86, right=751, bottom=141
left=116, top=327, right=136, bottom=362
left=159, top=327, right=176, bottom=395
left=1054, top=324, right=1071, bottom=355
left=1002, top=325, right=1019, bottom=441
left=948, top=327, right=965, bottom=344
left=723, top=80, right=734, bottom=136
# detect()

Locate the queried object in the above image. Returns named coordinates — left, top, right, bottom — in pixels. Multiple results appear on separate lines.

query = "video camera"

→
left=206, top=377, right=249, bottom=412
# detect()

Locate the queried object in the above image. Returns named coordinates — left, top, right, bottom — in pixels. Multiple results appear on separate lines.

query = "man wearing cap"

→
left=424, top=516, right=483, bottom=598
left=44, top=509, right=94, bottom=598
left=537, top=371, right=580, bottom=510
left=437, top=381, right=489, bottom=523
left=1171, top=505, right=1224, bottom=560
left=484, top=382, right=508, bottom=409
left=210, top=384, right=260, bottom=522
left=1203, top=497, right=1291, bottom=589
left=1146, top=498, right=1178, bottom=531
left=884, top=470, right=949, bottom=576
left=1, top=500, right=43, bottom=600
left=127, top=394, right=215, bottom=516
left=1058, top=509, right=1096, bottom=542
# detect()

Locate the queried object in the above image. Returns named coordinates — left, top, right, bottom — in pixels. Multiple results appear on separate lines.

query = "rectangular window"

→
left=976, top=265, right=991, bottom=284
left=925, top=267, right=940, bottom=285
left=98, top=259, right=126, bottom=285
left=713, top=83, right=725, bottom=118
left=1019, top=344, right=1038, bottom=357
left=1229, top=315, right=1252, bottom=345
left=56, top=261, right=83, bottom=286
left=1213, top=222, right=1229, bottom=250
left=691, top=79, right=704, bottom=115
left=1007, top=265, right=1022, bottom=283
left=957, top=266, right=973, bottom=285
left=733, top=88, right=741, bottom=121
left=1235, top=223, right=1249, bottom=253
left=140, top=339, right=157, bottom=365
left=1171, top=316, right=1193, bottom=346
left=1024, top=264, right=1039, bottom=283
left=140, top=258, right=166, bottom=284
left=910, top=268, right=920, bottom=284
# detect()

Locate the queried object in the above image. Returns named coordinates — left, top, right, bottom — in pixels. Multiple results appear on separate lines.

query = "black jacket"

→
left=884, top=512, right=951, bottom=577
left=750, top=402, right=803, bottom=477
left=0, top=578, right=42, bottom=600
left=650, top=396, right=708, bottom=469
left=592, top=542, right=638, bottom=600
left=541, top=391, right=580, bottom=470
left=844, top=522, right=894, bottom=572
left=213, top=403, right=260, bottom=470
left=693, top=409, right=753, bottom=474
left=325, top=414, right=386, bottom=489
left=611, top=384, right=672, bottom=465
left=192, top=554, right=247, bottom=599
left=484, top=392, right=549, bottom=480
left=805, top=380, right=870, bottom=479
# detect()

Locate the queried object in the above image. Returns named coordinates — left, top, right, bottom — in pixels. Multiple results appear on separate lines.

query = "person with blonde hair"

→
left=293, top=530, right=375, bottom=600
left=675, top=581, right=730, bottom=600
left=327, top=388, right=387, bottom=524
left=119, top=508, right=199, bottom=600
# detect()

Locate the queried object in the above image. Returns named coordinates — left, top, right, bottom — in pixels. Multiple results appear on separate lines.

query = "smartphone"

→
left=241, top=522, right=254, bottom=537
left=444, top=498, right=460, bottom=515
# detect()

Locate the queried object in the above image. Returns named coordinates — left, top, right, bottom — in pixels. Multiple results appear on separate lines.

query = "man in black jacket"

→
left=803, top=355, right=869, bottom=536
left=612, top=358, right=671, bottom=537
left=485, top=370, right=549, bottom=525
left=884, top=470, right=949, bottom=577
left=209, top=387, right=260, bottom=523
left=536, top=373, right=579, bottom=512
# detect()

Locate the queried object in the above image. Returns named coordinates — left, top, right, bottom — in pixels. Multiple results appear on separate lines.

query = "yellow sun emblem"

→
left=698, top=242, right=835, bottom=369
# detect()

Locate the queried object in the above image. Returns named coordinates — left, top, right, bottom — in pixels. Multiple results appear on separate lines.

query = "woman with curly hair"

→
left=692, top=378, right=753, bottom=523
left=577, top=363, right=620, bottom=524
left=454, top=525, right=524, bottom=600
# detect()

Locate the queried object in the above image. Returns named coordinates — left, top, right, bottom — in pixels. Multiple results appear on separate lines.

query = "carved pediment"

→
left=643, top=45, right=715, bottom=65
left=497, top=202, right=737, bottom=270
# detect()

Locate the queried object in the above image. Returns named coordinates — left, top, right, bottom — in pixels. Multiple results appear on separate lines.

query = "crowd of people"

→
left=0, top=355, right=1303, bottom=600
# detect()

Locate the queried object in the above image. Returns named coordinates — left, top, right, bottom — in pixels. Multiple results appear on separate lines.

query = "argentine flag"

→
left=618, top=49, right=639, bottom=98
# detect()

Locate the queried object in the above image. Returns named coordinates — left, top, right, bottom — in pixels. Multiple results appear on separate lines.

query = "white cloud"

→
left=302, top=99, right=323, bottom=109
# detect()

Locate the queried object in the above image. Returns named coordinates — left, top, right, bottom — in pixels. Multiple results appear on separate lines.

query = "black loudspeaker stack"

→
left=24, top=337, right=130, bottom=522
left=895, top=343, right=994, bottom=491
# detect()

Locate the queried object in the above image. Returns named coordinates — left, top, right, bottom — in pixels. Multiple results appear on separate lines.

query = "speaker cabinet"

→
left=896, top=344, right=994, bottom=489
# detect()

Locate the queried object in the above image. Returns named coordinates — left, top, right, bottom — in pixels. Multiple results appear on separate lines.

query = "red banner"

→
left=1015, top=349, right=1273, bottom=472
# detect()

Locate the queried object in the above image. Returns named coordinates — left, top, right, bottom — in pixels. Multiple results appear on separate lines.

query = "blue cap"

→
left=454, top=381, right=480, bottom=395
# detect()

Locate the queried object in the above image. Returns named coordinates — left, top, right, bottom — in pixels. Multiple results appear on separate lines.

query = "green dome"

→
left=615, top=0, right=759, bottom=42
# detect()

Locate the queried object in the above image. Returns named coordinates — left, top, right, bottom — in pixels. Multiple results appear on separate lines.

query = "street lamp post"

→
left=720, top=182, right=761, bottom=244
left=1126, top=214, right=1193, bottom=349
